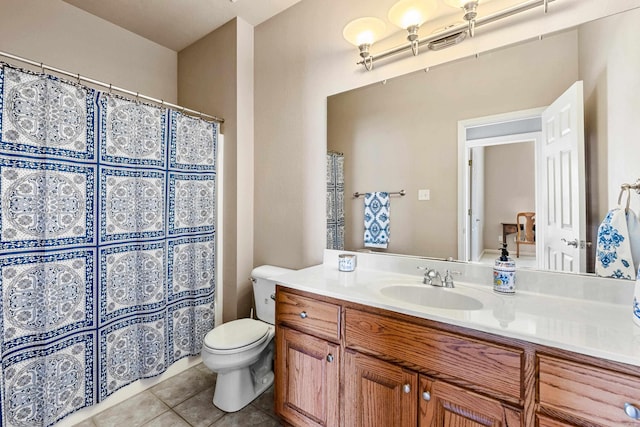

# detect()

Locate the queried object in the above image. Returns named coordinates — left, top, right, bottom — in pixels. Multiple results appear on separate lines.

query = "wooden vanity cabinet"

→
left=342, top=350, right=522, bottom=427
left=344, top=350, right=418, bottom=427
left=275, top=326, right=340, bottom=427
left=537, top=353, right=640, bottom=426
left=275, top=286, right=640, bottom=427
left=275, top=288, right=342, bottom=427
left=420, top=376, right=522, bottom=426
left=345, top=306, right=524, bottom=426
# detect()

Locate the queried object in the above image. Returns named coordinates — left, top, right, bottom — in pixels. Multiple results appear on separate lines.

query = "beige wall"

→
left=483, top=143, right=536, bottom=254
left=580, top=8, right=640, bottom=250
left=255, top=0, right=640, bottom=269
left=327, top=32, right=577, bottom=259
left=0, top=0, right=177, bottom=102
left=178, top=18, right=255, bottom=321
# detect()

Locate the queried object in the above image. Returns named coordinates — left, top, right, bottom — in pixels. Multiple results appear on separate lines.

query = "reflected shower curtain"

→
left=326, top=152, right=344, bottom=250
left=0, top=63, right=216, bottom=427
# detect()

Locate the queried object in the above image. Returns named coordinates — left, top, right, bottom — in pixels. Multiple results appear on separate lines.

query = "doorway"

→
left=457, top=108, right=544, bottom=267
left=458, top=81, right=586, bottom=272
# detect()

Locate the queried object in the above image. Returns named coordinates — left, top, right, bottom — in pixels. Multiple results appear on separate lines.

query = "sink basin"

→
left=379, top=285, right=484, bottom=310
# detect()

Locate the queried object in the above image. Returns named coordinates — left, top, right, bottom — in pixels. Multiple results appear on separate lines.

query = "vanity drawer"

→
left=538, top=355, right=640, bottom=426
left=345, top=308, right=523, bottom=403
left=276, top=288, right=341, bottom=342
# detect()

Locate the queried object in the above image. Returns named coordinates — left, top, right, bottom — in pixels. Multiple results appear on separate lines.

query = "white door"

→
left=540, top=81, right=586, bottom=273
left=470, top=147, right=485, bottom=262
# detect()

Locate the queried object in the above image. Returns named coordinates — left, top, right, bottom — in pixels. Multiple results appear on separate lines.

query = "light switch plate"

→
left=418, top=189, right=430, bottom=201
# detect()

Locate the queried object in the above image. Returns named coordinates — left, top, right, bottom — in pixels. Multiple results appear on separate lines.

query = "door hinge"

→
left=468, top=208, right=472, bottom=216
left=468, top=159, right=472, bottom=166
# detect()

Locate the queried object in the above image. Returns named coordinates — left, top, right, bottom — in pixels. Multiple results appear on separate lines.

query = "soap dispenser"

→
left=493, top=243, right=516, bottom=294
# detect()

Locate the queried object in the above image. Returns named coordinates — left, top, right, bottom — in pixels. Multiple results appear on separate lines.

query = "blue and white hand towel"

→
left=364, top=192, right=390, bottom=248
left=595, top=208, right=637, bottom=279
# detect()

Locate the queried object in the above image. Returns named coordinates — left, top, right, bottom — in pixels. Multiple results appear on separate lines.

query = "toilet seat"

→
left=203, top=318, right=271, bottom=355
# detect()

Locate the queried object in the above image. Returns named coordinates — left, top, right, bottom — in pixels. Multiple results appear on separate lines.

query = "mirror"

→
left=327, top=8, right=640, bottom=274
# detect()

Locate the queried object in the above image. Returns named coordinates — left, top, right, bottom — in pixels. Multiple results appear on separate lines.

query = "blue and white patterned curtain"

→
left=326, top=152, right=344, bottom=250
left=0, top=63, right=217, bottom=427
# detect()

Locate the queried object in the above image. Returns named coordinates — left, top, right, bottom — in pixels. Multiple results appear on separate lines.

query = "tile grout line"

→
left=143, top=407, right=194, bottom=427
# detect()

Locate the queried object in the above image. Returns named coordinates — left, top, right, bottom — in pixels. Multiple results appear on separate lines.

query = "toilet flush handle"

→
left=270, top=293, right=276, bottom=300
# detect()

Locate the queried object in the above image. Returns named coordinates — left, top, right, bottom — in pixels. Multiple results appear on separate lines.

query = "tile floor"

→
left=72, top=363, right=282, bottom=427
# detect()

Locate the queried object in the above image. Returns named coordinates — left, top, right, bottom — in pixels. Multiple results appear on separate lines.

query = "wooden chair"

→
left=516, top=212, right=535, bottom=258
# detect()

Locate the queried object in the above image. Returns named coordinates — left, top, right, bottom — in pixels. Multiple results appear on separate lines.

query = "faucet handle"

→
left=417, top=266, right=437, bottom=285
left=443, top=270, right=461, bottom=288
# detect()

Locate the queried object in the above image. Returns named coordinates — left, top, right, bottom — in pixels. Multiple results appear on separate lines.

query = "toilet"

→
left=201, top=265, right=293, bottom=412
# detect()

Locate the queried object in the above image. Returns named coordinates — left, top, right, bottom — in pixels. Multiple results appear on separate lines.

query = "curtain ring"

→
left=108, top=83, right=113, bottom=94
left=135, top=92, right=140, bottom=103
left=39, top=62, right=44, bottom=74
left=76, top=73, right=81, bottom=84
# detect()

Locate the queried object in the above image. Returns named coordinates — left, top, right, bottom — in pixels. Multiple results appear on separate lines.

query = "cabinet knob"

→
left=403, top=384, right=411, bottom=394
left=326, top=354, right=334, bottom=363
left=422, top=391, right=431, bottom=401
left=625, top=403, right=640, bottom=419
left=300, top=311, right=308, bottom=319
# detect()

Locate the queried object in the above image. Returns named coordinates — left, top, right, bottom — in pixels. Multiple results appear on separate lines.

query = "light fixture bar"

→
left=357, top=0, right=555, bottom=67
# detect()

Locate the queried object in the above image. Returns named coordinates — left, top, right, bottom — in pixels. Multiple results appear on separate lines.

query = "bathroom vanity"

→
left=273, top=251, right=640, bottom=426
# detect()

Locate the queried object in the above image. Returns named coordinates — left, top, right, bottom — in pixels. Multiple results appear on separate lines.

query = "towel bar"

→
left=620, top=179, right=640, bottom=193
left=353, top=190, right=406, bottom=198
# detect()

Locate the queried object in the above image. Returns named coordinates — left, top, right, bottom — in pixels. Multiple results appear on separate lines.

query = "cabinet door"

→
left=344, top=350, right=418, bottom=427
left=419, top=376, right=522, bottom=427
left=275, top=326, right=340, bottom=427
left=536, top=414, right=578, bottom=427
left=538, top=354, right=640, bottom=426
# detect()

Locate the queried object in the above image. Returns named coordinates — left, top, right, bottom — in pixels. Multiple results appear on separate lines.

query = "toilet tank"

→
left=251, top=265, right=294, bottom=324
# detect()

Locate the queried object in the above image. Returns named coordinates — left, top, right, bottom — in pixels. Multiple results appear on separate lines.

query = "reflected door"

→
left=470, top=147, right=485, bottom=262
left=540, top=81, right=586, bottom=273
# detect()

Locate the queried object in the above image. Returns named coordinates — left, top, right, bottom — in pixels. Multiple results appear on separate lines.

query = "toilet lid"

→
left=204, top=318, right=270, bottom=351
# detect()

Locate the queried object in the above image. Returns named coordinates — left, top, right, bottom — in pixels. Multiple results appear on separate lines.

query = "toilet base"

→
left=212, top=367, right=275, bottom=412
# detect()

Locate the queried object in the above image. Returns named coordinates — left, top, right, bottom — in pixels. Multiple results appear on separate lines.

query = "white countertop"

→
left=274, top=250, right=640, bottom=368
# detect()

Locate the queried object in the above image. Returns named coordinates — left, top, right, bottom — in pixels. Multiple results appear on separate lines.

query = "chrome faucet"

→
left=443, top=269, right=461, bottom=288
left=418, top=267, right=460, bottom=288
left=418, top=266, right=443, bottom=287
left=423, top=268, right=443, bottom=286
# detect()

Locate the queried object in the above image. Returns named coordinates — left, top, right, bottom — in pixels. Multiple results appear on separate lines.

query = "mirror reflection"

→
left=327, top=8, right=640, bottom=275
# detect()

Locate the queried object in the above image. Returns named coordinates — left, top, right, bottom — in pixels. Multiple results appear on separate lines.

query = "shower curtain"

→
left=326, top=152, right=344, bottom=250
left=0, top=63, right=217, bottom=427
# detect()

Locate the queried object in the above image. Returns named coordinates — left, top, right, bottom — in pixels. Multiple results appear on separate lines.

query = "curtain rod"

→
left=0, top=49, right=224, bottom=124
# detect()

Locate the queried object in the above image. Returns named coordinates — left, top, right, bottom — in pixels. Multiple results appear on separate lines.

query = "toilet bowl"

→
left=201, top=265, right=292, bottom=412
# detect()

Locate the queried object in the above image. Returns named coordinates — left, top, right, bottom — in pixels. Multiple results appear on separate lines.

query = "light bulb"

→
left=343, top=17, right=386, bottom=49
left=388, top=0, right=436, bottom=30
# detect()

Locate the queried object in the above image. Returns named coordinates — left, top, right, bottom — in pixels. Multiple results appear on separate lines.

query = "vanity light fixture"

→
left=443, top=0, right=480, bottom=37
left=388, top=0, right=437, bottom=55
left=344, top=0, right=553, bottom=72
left=343, top=17, right=386, bottom=71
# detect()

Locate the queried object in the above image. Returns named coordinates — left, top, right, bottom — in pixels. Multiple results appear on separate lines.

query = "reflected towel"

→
left=595, top=208, right=637, bottom=279
left=364, top=192, right=390, bottom=248
left=627, top=209, right=640, bottom=271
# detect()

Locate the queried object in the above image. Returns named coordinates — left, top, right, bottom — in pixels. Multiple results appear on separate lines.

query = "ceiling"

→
left=62, top=0, right=304, bottom=51
left=62, top=0, right=526, bottom=53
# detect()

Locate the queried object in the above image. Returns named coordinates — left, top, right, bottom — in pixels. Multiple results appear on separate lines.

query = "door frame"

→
left=457, top=108, right=544, bottom=264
